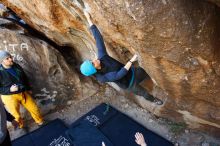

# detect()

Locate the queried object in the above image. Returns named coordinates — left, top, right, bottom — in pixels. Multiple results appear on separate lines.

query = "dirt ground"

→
left=8, top=85, right=220, bottom=146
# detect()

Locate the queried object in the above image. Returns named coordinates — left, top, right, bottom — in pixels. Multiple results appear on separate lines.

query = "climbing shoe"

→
left=37, top=120, right=50, bottom=127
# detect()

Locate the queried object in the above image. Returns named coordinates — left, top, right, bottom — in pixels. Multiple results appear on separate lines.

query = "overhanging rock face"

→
left=1, top=0, right=220, bottom=137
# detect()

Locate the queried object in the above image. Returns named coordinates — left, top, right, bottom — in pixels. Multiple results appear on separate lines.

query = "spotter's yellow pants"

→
left=1, top=91, right=43, bottom=128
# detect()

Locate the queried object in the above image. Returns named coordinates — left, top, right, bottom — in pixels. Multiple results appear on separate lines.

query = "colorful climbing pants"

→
left=1, top=91, right=43, bottom=128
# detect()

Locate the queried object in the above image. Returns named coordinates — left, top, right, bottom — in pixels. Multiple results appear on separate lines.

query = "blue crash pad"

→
left=66, top=121, right=113, bottom=146
left=12, top=119, right=72, bottom=146
left=68, top=103, right=174, bottom=146
left=13, top=103, right=174, bottom=146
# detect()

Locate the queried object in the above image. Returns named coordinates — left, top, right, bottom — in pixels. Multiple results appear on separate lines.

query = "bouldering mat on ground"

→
left=68, top=103, right=174, bottom=146
left=66, top=121, right=113, bottom=146
left=12, top=119, right=72, bottom=146
left=12, top=103, right=174, bottom=146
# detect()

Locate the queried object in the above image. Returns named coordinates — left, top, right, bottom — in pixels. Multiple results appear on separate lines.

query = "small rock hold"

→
left=185, top=129, right=189, bottom=133
left=67, top=101, right=72, bottom=105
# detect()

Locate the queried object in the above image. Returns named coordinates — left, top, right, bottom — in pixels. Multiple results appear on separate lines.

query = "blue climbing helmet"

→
left=80, top=60, right=97, bottom=76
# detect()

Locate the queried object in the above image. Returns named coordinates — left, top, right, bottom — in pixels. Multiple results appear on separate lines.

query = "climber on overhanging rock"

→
left=80, top=10, right=163, bottom=105
left=0, top=50, right=44, bottom=128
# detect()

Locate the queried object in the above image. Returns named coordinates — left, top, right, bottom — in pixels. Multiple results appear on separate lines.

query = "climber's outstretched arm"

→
left=84, top=10, right=108, bottom=58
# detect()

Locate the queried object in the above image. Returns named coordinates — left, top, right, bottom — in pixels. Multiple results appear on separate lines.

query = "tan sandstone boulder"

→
left=0, top=0, right=219, bottom=137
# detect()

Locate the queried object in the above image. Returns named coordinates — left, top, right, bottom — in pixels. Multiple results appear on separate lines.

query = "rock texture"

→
left=208, top=0, right=220, bottom=7
left=0, top=0, right=220, bottom=137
